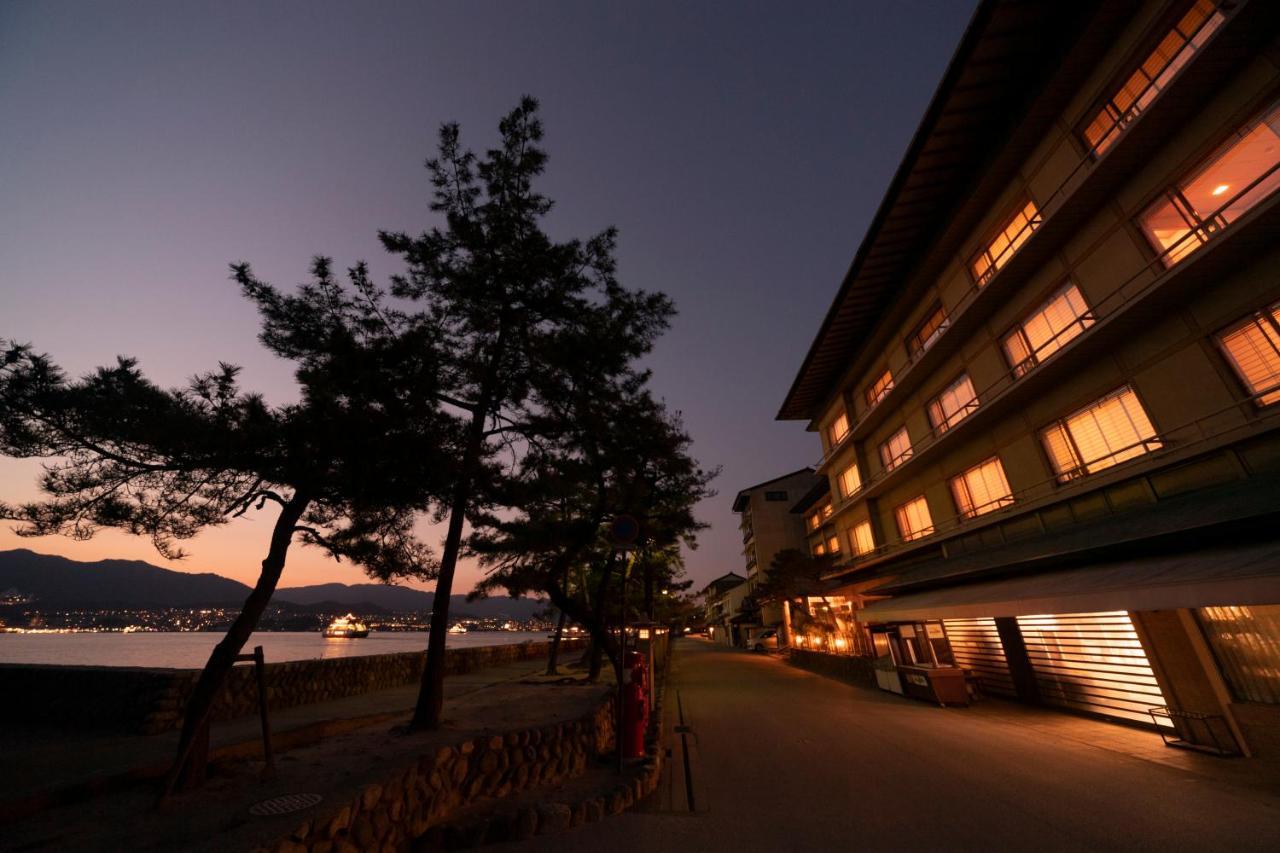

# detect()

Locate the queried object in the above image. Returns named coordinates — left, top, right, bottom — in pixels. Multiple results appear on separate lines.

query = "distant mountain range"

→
left=0, top=549, right=545, bottom=618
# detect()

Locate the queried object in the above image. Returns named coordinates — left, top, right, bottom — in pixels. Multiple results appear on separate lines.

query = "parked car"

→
left=752, top=629, right=779, bottom=652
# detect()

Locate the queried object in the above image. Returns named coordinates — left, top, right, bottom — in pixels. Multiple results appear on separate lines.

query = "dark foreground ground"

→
left=512, top=638, right=1280, bottom=853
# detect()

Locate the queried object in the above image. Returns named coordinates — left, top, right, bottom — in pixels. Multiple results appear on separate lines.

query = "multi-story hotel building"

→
left=731, top=468, right=820, bottom=643
left=779, top=0, right=1280, bottom=757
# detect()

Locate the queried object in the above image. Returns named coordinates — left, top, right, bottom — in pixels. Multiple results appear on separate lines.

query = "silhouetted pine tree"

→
left=380, top=97, right=677, bottom=728
left=0, top=257, right=451, bottom=794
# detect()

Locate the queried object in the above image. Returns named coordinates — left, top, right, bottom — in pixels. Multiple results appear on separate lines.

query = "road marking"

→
left=676, top=689, right=696, bottom=813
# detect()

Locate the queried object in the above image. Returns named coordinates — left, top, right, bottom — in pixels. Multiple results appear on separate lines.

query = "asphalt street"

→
left=508, top=638, right=1280, bottom=853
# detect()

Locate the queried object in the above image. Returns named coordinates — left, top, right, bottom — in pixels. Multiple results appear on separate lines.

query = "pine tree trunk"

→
left=585, top=555, right=616, bottom=683
left=160, top=491, right=309, bottom=801
left=546, top=608, right=567, bottom=676
left=411, top=400, right=490, bottom=730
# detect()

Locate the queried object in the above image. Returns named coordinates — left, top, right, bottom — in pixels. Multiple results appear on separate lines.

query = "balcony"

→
left=825, top=170, right=1280, bottom=520
left=823, top=1, right=1268, bottom=455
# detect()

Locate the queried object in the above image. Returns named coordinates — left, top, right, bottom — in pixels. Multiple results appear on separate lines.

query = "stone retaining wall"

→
left=787, top=649, right=876, bottom=687
left=265, top=697, right=625, bottom=853
left=0, top=639, right=584, bottom=735
left=267, top=637, right=672, bottom=852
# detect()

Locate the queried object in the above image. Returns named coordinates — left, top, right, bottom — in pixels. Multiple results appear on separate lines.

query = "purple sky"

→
left=0, top=0, right=977, bottom=593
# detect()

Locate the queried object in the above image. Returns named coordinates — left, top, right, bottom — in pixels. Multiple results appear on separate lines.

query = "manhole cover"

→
left=248, top=793, right=323, bottom=816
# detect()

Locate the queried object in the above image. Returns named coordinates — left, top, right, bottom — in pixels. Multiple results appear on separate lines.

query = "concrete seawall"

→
left=0, top=638, right=585, bottom=734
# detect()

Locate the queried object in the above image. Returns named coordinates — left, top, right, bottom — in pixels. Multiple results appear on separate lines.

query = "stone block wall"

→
left=266, top=696, right=623, bottom=852
left=0, top=639, right=584, bottom=735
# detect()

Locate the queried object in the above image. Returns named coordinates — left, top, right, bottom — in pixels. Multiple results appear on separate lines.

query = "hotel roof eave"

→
left=777, top=0, right=1123, bottom=424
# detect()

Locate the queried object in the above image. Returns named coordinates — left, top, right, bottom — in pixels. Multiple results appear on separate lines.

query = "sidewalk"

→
left=1, top=656, right=588, bottom=819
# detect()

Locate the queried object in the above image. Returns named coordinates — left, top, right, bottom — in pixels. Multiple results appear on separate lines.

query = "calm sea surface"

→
left=0, top=631, right=550, bottom=669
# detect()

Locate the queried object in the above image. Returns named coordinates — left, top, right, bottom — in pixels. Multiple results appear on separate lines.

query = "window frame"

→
left=949, top=456, right=1015, bottom=520
left=878, top=425, right=914, bottom=472
left=893, top=495, right=934, bottom=542
left=865, top=368, right=895, bottom=409
left=999, top=280, right=1097, bottom=378
left=838, top=462, right=862, bottom=499
left=1136, top=94, right=1280, bottom=268
left=1214, top=299, right=1280, bottom=407
left=848, top=520, right=875, bottom=556
left=926, top=372, right=979, bottom=435
left=1075, top=0, right=1228, bottom=160
left=968, top=197, right=1042, bottom=287
left=1039, top=385, right=1163, bottom=483
left=827, top=410, right=851, bottom=448
left=906, top=302, right=950, bottom=359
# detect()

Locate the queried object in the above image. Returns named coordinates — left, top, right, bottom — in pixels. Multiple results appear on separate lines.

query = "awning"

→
left=857, top=540, right=1280, bottom=623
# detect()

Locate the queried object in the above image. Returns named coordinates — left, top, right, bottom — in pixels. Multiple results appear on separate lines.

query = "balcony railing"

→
left=824, top=391, right=1280, bottom=581
left=822, top=163, right=1280, bottom=518
left=820, top=5, right=1239, bottom=457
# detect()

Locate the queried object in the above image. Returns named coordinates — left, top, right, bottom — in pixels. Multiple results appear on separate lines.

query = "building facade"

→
left=779, top=0, right=1280, bottom=758
left=701, top=572, right=749, bottom=647
left=731, top=468, right=821, bottom=643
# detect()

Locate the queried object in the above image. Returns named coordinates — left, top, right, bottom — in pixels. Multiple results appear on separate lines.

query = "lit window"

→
left=1217, top=301, right=1280, bottom=406
left=813, top=542, right=827, bottom=556
left=826, top=534, right=840, bottom=554
left=970, top=200, right=1041, bottom=286
left=820, top=502, right=833, bottom=520
left=866, top=369, right=894, bottom=408
left=894, top=495, right=934, bottom=542
left=1139, top=99, right=1280, bottom=266
left=849, top=521, right=875, bottom=556
left=1041, top=386, right=1162, bottom=482
left=1083, top=1, right=1225, bottom=157
left=828, top=412, right=850, bottom=446
left=807, top=512, right=822, bottom=532
left=908, top=303, right=949, bottom=357
left=950, top=457, right=1014, bottom=519
left=1002, top=282, right=1095, bottom=376
left=927, top=373, right=978, bottom=434
left=838, top=462, right=861, bottom=498
left=879, top=426, right=913, bottom=471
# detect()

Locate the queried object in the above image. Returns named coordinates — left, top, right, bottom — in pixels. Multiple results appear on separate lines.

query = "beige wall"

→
left=806, top=13, right=1280, bottom=557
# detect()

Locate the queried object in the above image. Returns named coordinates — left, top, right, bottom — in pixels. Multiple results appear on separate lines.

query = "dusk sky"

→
left=0, top=0, right=977, bottom=594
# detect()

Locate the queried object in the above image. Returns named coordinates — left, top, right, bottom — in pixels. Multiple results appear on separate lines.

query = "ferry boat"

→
left=448, top=623, right=467, bottom=635
left=322, top=614, right=369, bottom=638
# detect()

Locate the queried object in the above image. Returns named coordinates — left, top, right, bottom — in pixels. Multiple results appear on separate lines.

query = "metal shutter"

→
left=944, top=617, right=1016, bottom=697
left=1017, top=611, right=1167, bottom=726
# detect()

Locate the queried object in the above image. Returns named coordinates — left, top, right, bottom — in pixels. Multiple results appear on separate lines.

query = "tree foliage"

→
left=0, top=256, right=451, bottom=792
left=378, top=97, right=690, bottom=724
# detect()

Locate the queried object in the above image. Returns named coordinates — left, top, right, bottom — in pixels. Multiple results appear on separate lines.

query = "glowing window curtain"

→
left=950, top=456, right=1014, bottom=518
left=838, top=462, right=861, bottom=498
left=849, top=520, right=875, bottom=556
left=1002, top=283, right=1095, bottom=376
left=1041, top=386, right=1161, bottom=481
left=894, top=495, right=933, bottom=542
left=866, top=369, right=894, bottom=407
left=828, top=412, right=850, bottom=446
left=1198, top=604, right=1280, bottom=704
left=1083, top=1, right=1224, bottom=156
left=826, top=534, right=840, bottom=554
left=1139, top=100, right=1280, bottom=266
left=879, top=425, right=913, bottom=471
left=970, top=200, right=1041, bottom=286
left=927, top=373, right=978, bottom=433
left=1218, top=302, right=1280, bottom=405
left=908, top=303, right=949, bottom=357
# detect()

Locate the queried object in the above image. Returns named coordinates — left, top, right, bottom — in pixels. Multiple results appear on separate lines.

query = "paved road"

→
left=512, top=639, right=1280, bottom=852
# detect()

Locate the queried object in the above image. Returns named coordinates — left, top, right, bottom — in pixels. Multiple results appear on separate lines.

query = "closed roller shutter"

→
left=1017, top=611, right=1167, bottom=726
left=944, top=617, right=1016, bottom=697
